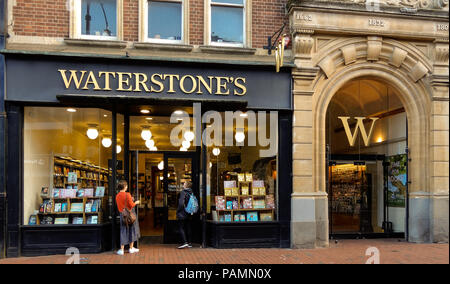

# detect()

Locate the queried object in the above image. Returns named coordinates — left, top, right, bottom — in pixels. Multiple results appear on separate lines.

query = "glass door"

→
left=163, top=153, right=199, bottom=244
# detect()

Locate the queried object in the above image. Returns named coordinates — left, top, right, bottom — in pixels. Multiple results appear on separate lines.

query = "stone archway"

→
left=290, top=34, right=448, bottom=248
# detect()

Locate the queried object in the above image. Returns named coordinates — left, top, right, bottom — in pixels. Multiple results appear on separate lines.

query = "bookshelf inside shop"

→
left=213, top=173, right=275, bottom=223
left=30, top=156, right=109, bottom=226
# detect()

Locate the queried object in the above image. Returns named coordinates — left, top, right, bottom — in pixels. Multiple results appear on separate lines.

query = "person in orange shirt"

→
left=116, top=180, right=140, bottom=255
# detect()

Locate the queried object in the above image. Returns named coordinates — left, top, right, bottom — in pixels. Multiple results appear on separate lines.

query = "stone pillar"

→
left=291, top=29, right=328, bottom=248
left=429, top=39, right=449, bottom=243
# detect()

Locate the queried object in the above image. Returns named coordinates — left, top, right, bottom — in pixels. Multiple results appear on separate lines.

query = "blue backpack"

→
left=185, top=192, right=199, bottom=215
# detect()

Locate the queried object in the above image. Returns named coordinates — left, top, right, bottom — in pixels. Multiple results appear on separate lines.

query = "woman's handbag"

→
left=121, top=193, right=136, bottom=226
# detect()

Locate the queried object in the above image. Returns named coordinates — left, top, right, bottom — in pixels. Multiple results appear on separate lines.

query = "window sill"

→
left=199, top=45, right=256, bottom=55
left=64, top=38, right=128, bottom=48
left=133, top=42, right=193, bottom=52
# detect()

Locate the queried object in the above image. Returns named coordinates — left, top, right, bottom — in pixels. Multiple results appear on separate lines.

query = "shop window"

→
left=210, top=0, right=245, bottom=46
left=23, top=107, right=121, bottom=226
left=207, top=113, right=279, bottom=223
left=71, top=0, right=121, bottom=40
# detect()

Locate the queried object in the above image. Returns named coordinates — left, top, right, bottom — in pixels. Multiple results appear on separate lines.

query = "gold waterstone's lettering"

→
left=58, top=69, right=247, bottom=96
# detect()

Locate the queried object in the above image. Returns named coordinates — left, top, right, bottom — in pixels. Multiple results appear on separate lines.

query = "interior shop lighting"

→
left=145, top=117, right=153, bottom=120
left=86, top=124, right=99, bottom=140
left=145, top=139, right=155, bottom=149
left=212, top=148, right=220, bottom=156
left=116, top=145, right=122, bottom=154
left=141, top=126, right=152, bottom=141
left=174, top=110, right=183, bottom=115
left=158, top=161, right=164, bottom=170
left=140, top=109, right=150, bottom=114
left=180, top=147, right=188, bottom=152
left=184, top=130, right=195, bottom=142
left=67, top=108, right=77, bottom=113
left=235, top=128, right=245, bottom=143
left=101, top=136, right=112, bottom=148
left=182, top=140, right=191, bottom=149
left=240, top=113, right=248, bottom=118
left=150, top=146, right=158, bottom=151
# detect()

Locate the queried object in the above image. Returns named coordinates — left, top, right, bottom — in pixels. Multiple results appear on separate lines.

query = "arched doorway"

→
left=326, top=78, right=407, bottom=238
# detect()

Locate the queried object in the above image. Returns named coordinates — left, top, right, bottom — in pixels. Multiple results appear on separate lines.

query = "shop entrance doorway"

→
left=130, top=151, right=200, bottom=245
left=326, top=78, right=408, bottom=239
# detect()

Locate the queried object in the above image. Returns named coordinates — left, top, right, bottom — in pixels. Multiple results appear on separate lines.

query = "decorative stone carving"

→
left=340, top=44, right=357, bottom=65
left=410, top=61, right=430, bottom=81
left=294, top=0, right=449, bottom=9
left=318, top=56, right=336, bottom=78
left=294, top=34, right=315, bottom=59
left=435, top=40, right=450, bottom=64
left=367, top=36, right=383, bottom=61
left=390, top=47, right=408, bottom=67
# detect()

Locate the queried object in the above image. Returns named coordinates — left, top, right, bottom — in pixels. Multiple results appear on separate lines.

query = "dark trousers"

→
left=178, top=218, right=192, bottom=244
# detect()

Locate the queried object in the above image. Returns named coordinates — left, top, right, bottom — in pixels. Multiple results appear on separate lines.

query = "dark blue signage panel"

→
left=5, top=55, right=291, bottom=110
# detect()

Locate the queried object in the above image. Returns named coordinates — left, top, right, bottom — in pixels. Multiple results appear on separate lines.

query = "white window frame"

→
left=140, top=0, right=187, bottom=44
left=208, top=0, right=246, bottom=48
left=71, top=0, right=122, bottom=40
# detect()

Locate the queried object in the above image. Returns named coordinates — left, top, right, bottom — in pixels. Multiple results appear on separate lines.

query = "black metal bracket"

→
left=263, top=23, right=287, bottom=55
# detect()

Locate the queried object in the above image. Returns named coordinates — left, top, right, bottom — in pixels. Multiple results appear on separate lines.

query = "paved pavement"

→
left=0, top=239, right=448, bottom=264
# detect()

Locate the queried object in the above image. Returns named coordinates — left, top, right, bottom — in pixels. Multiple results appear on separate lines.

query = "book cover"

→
left=40, top=187, right=50, bottom=198
left=260, top=213, right=273, bottom=221
left=85, top=203, right=92, bottom=213
left=242, top=197, right=253, bottom=209
left=224, top=214, right=232, bottom=222
left=234, top=214, right=240, bottom=222
left=246, top=212, right=258, bottom=222
left=232, top=200, right=239, bottom=210
left=61, top=202, right=68, bottom=212
left=71, top=203, right=84, bottom=212
left=238, top=173, right=245, bottom=182
left=215, top=196, right=225, bottom=211
left=224, top=188, right=232, bottom=196
left=240, top=214, right=246, bottom=222
left=266, top=195, right=275, bottom=209
left=245, top=173, right=253, bottom=182
left=241, top=186, right=249, bottom=195
left=55, top=218, right=69, bottom=225
left=66, top=188, right=76, bottom=198
left=45, top=200, right=53, bottom=213
left=72, top=217, right=83, bottom=225
left=39, top=203, right=45, bottom=213
left=232, top=188, right=239, bottom=196
left=76, top=189, right=85, bottom=198
left=252, top=180, right=265, bottom=188
left=253, top=199, right=266, bottom=209
left=52, top=188, right=61, bottom=198
left=84, top=188, right=94, bottom=197
left=226, top=201, right=233, bottom=210
left=95, top=186, right=105, bottom=197
left=67, top=172, right=77, bottom=184
left=224, top=180, right=236, bottom=189
left=91, top=200, right=98, bottom=212
left=54, top=203, right=62, bottom=213
left=28, top=215, right=37, bottom=225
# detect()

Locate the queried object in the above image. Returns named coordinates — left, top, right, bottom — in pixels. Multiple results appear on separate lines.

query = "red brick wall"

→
left=189, top=0, right=204, bottom=46
left=12, top=0, right=69, bottom=37
left=11, top=0, right=289, bottom=49
left=123, top=0, right=139, bottom=41
left=252, top=0, right=289, bottom=49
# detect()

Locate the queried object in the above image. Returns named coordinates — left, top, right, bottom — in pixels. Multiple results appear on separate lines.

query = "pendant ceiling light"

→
left=150, top=146, right=158, bottom=151
left=116, top=145, right=122, bottom=154
left=235, top=128, right=245, bottom=143
left=145, top=139, right=155, bottom=149
left=180, top=147, right=187, bottom=152
left=182, top=140, right=190, bottom=149
left=86, top=124, right=99, bottom=140
left=141, top=126, right=152, bottom=141
left=101, top=136, right=112, bottom=148
left=212, top=148, right=220, bottom=156
left=184, top=130, right=195, bottom=142
left=158, top=161, right=164, bottom=170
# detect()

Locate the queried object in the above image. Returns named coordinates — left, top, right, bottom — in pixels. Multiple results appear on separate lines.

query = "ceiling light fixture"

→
left=140, top=109, right=150, bottom=114
left=212, top=148, right=220, bottom=156
left=101, top=136, right=112, bottom=148
left=184, top=130, right=195, bottom=142
left=141, top=125, right=152, bottom=141
left=235, top=128, right=245, bottom=143
left=145, top=139, right=155, bottom=149
left=182, top=140, right=191, bottom=149
left=67, top=108, right=77, bottom=113
left=86, top=124, right=99, bottom=140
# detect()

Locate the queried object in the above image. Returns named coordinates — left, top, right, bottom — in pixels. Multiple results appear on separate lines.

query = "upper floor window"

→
left=210, top=0, right=245, bottom=46
left=141, top=0, right=185, bottom=44
left=73, top=0, right=119, bottom=40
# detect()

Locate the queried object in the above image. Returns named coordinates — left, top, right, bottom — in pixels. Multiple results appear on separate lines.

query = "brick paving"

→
left=0, top=239, right=448, bottom=264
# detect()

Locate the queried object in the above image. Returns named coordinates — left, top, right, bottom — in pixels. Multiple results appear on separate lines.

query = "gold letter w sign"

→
left=338, top=117, right=379, bottom=147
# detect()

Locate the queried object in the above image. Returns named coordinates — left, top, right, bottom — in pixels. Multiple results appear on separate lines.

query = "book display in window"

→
left=30, top=155, right=109, bottom=226
left=214, top=173, right=275, bottom=222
